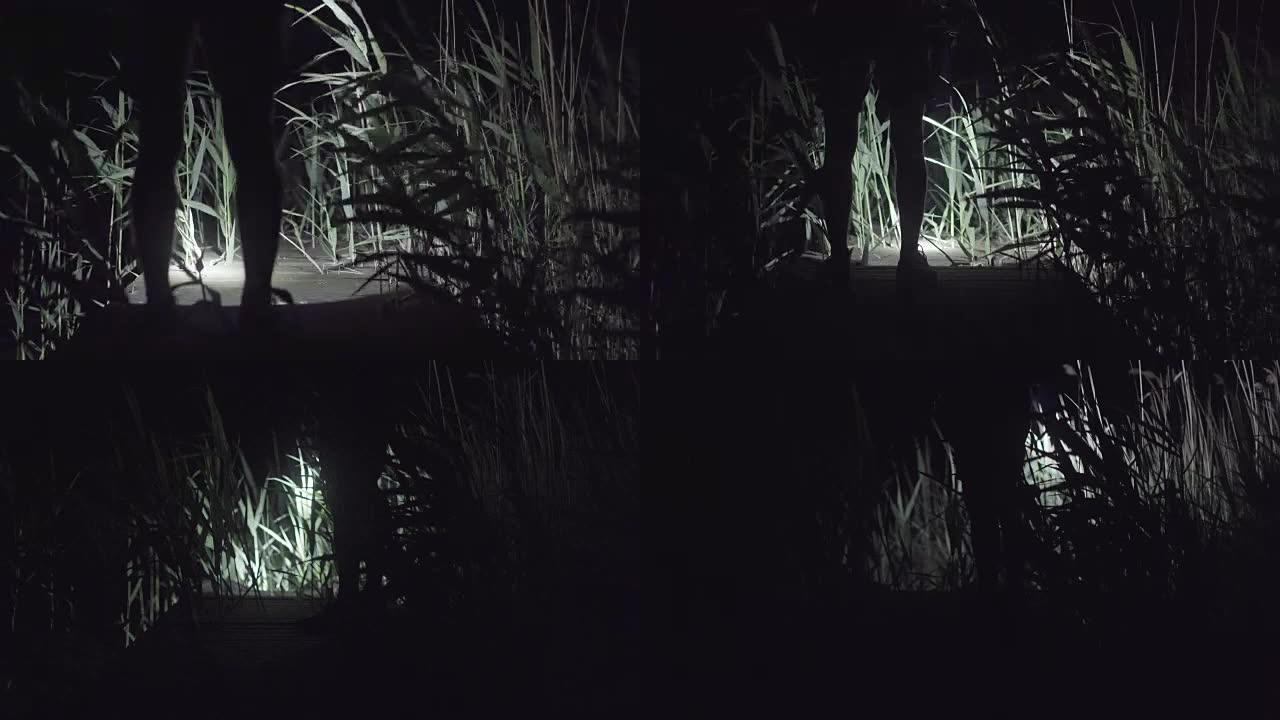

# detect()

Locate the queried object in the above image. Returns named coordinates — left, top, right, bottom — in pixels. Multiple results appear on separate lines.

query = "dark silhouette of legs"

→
left=886, top=94, right=928, bottom=267
left=816, top=53, right=869, bottom=279
left=130, top=8, right=195, bottom=324
left=201, top=7, right=285, bottom=319
left=812, top=5, right=935, bottom=289
left=128, top=4, right=284, bottom=332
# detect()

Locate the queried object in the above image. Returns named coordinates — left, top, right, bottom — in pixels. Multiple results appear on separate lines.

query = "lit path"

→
left=57, top=245, right=509, bottom=358
left=121, top=245, right=400, bottom=308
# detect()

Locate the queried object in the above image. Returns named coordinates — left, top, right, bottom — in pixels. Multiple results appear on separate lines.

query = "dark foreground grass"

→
left=5, top=358, right=1280, bottom=714
left=651, top=359, right=1280, bottom=716
left=1, top=363, right=640, bottom=716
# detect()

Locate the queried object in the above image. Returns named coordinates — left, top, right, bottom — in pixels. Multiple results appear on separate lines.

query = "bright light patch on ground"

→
left=168, top=258, right=242, bottom=283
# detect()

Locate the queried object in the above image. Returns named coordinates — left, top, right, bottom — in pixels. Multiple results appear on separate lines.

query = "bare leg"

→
left=130, top=13, right=196, bottom=317
left=814, top=53, right=870, bottom=298
left=888, top=97, right=927, bottom=259
left=820, top=107, right=857, bottom=267
left=203, top=7, right=284, bottom=316
left=226, top=119, right=284, bottom=311
left=874, top=7, right=937, bottom=288
left=817, top=60, right=870, bottom=273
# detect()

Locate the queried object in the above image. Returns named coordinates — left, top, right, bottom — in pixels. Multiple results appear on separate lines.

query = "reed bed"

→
left=659, top=0, right=1280, bottom=355
left=1, top=0, right=637, bottom=358
left=871, top=360, right=1280, bottom=646
left=1, top=363, right=638, bottom=711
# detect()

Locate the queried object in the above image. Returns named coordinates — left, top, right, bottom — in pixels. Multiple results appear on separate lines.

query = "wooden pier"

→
left=55, top=247, right=509, bottom=359
left=737, top=252, right=1152, bottom=380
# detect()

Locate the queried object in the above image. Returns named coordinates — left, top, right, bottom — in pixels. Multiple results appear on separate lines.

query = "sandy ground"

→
left=125, top=246, right=402, bottom=307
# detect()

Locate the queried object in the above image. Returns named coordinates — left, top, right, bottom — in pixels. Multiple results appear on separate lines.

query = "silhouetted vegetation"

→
left=1, top=1, right=637, bottom=359
left=650, top=0, right=1280, bottom=358
left=1, top=364, right=639, bottom=715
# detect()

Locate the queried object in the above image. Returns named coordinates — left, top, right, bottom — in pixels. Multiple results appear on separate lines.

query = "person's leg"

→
left=816, top=55, right=870, bottom=283
left=128, top=9, right=197, bottom=323
left=876, top=11, right=936, bottom=282
left=201, top=5, right=285, bottom=322
left=887, top=96, right=927, bottom=260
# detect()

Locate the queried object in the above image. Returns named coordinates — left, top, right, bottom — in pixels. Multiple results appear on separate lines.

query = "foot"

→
left=896, top=246, right=938, bottom=289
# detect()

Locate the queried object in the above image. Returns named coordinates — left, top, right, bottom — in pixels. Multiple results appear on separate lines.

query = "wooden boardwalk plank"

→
left=59, top=289, right=508, bottom=359
left=56, top=244, right=514, bottom=358
left=123, top=246, right=402, bottom=308
left=94, top=595, right=449, bottom=718
left=745, top=253, right=1150, bottom=370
